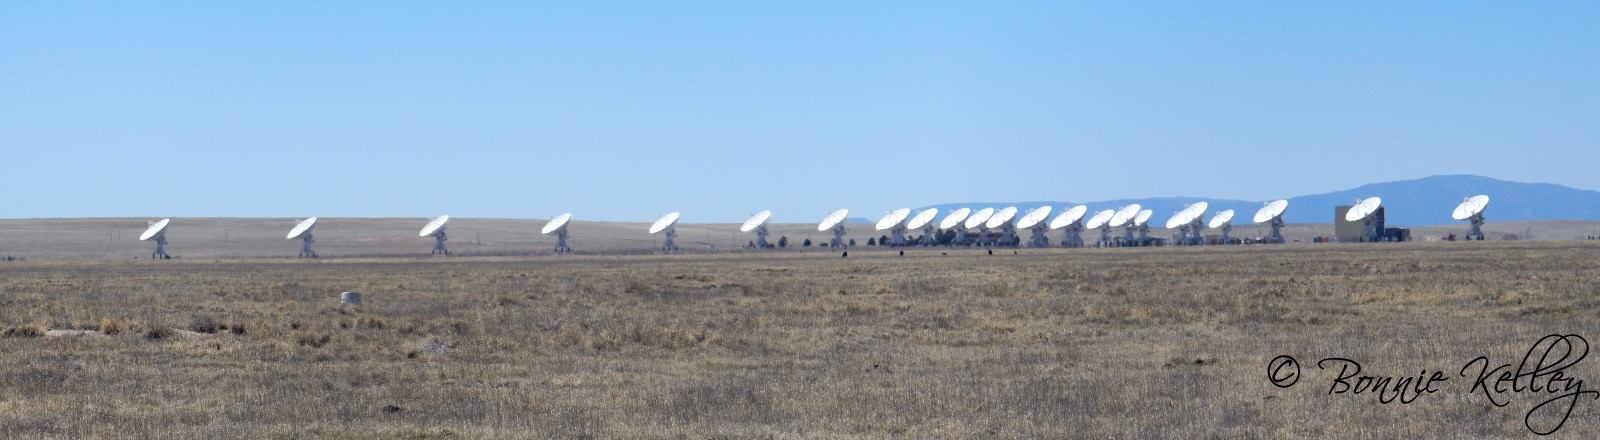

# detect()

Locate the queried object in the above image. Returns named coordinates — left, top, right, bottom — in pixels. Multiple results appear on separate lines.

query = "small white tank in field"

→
left=340, top=291, right=362, bottom=305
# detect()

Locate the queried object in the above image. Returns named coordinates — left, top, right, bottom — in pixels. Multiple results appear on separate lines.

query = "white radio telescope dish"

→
left=1016, top=206, right=1052, bottom=229
left=740, top=210, right=772, bottom=232
left=1452, top=195, right=1490, bottom=240
left=1049, top=205, right=1089, bottom=248
left=1049, top=205, right=1088, bottom=229
left=1254, top=199, right=1289, bottom=223
left=1018, top=206, right=1053, bottom=247
left=1133, top=209, right=1153, bottom=227
left=420, top=215, right=451, bottom=255
left=985, top=206, right=1018, bottom=229
left=1208, top=209, right=1235, bottom=229
left=906, top=208, right=938, bottom=230
left=1254, top=199, right=1289, bottom=244
left=287, top=217, right=318, bottom=258
left=1108, top=205, right=1141, bottom=228
left=543, top=213, right=573, bottom=253
left=964, top=207, right=995, bottom=229
left=542, top=213, right=573, bottom=234
left=819, top=209, right=850, bottom=248
left=287, top=217, right=317, bottom=240
left=650, top=212, right=681, bottom=252
left=985, top=206, right=1019, bottom=246
left=140, top=218, right=172, bottom=259
left=876, top=208, right=913, bottom=246
left=650, top=212, right=681, bottom=234
left=876, top=208, right=911, bottom=231
left=939, top=207, right=972, bottom=230
left=1209, top=209, right=1235, bottom=245
left=1345, top=197, right=1382, bottom=222
left=906, top=208, right=939, bottom=246
left=1164, top=202, right=1209, bottom=229
left=1085, top=209, right=1116, bottom=246
left=140, top=219, right=170, bottom=241
left=1085, top=210, right=1115, bottom=230
left=741, top=210, right=774, bottom=248
left=1452, top=195, right=1490, bottom=221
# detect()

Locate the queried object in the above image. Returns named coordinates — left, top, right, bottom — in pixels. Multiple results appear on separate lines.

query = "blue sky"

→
left=3, top=2, right=1596, bottom=222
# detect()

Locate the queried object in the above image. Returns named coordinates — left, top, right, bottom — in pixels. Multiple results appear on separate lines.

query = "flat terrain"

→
left=2, top=217, right=1596, bottom=261
left=4, top=241, right=1600, bottom=438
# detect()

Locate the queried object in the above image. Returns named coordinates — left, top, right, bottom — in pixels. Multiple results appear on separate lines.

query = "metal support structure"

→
left=888, top=224, right=908, bottom=246
left=1098, top=228, right=1112, bottom=248
left=431, top=231, right=449, bottom=255
left=1122, top=224, right=1137, bottom=246
left=1027, top=223, right=1050, bottom=248
left=951, top=226, right=969, bottom=246
left=152, top=236, right=170, bottom=259
left=298, top=234, right=317, bottom=258
left=1060, top=224, right=1084, bottom=248
left=828, top=223, right=847, bottom=248
left=1466, top=213, right=1485, bottom=241
left=996, top=224, right=1017, bottom=247
left=1266, top=217, right=1285, bottom=244
left=919, top=224, right=937, bottom=246
left=1187, top=218, right=1205, bottom=245
left=752, top=224, right=770, bottom=248
left=1218, top=223, right=1232, bottom=245
left=553, top=229, right=571, bottom=253
left=975, top=226, right=991, bottom=246
left=661, top=225, right=678, bottom=252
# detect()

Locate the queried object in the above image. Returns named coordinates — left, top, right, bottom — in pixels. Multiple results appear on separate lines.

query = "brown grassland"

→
left=4, top=241, right=1600, bottom=438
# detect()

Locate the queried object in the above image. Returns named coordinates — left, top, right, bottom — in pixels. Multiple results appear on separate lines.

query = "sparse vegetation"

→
left=1, top=242, right=1599, bottom=437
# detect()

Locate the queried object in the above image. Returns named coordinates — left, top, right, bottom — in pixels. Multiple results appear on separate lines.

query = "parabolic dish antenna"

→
left=1108, top=204, right=1141, bottom=228
left=140, top=219, right=170, bottom=241
left=1452, top=195, right=1490, bottom=221
left=287, top=217, right=317, bottom=240
left=1016, top=206, right=1053, bottom=229
left=1133, top=209, right=1153, bottom=227
left=1208, top=209, right=1235, bottom=229
left=818, top=209, right=849, bottom=232
left=651, top=212, right=681, bottom=252
left=740, top=210, right=772, bottom=232
left=1254, top=199, right=1289, bottom=223
left=1049, top=205, right=1088, bottom=229
left=1254, top=199, right=1289, bottom=244
left=1085, top=210, right=1115, bottom=229
left=1345, top=197, right=1382, bottom=222
left=1164, top=202, right=1209, bottom=229
left=543, top=213, right=574, bottom=253
left=985, top=206, right=1018, bottom=229
left=938, top=207, right=972, bottom=230
left=288, top=217, right=318, bottom=258
left=1452, top=195, right=1490, bottom=241
left=876, top=208, right=911, bottom=231
left=420, top=215, right=451, bottom=255
left=542, top=213, right=573, bottom=234
left=906, top=208, right=938, bottom=230
left=820, top=209, right=850, bottom=248
left=419, top=215, right=450, bottom=237
left=140, top=218, right=172, bottom=259
left=1019, top=206, right=1053, bottom=248
left=741, top=210, right=774, bottom=248
left=964, top=207, right=996, bottom=229
left=649, top=212, right=681, bottom=234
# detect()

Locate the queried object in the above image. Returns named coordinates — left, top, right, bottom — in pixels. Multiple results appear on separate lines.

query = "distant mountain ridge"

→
left=917, top=175, right=1600, bottom=226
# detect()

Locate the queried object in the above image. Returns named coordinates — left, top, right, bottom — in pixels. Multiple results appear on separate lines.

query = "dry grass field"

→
left=5, top=239, right=1600, bottom=438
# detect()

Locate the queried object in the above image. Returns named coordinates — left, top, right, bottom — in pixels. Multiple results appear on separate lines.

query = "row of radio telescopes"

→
left=130, top=195, right=1493, bottom=258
